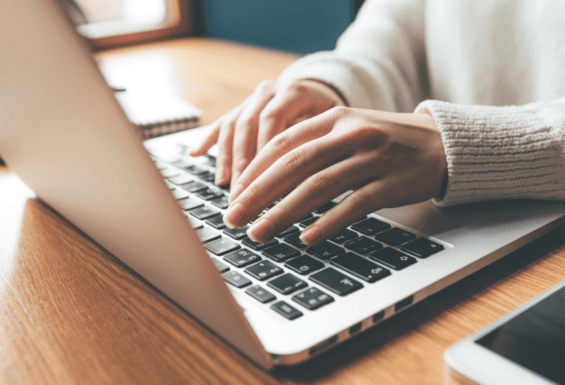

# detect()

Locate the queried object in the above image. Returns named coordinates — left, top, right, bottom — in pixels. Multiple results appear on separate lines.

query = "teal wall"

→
left=193, top=0, right=363, bottom=54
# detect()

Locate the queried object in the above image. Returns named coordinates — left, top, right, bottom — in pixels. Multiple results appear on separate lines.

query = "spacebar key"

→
left=309, top=268, right=363, bottom=296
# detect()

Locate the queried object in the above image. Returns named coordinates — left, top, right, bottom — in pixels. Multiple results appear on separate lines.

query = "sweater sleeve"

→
left=278, top=0, right=426, bottom=113
left=416, top=99, right=565, bottom=206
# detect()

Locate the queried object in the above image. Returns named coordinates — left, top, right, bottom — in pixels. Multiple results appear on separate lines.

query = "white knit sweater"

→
left=278, top=0, right=565, bottom=206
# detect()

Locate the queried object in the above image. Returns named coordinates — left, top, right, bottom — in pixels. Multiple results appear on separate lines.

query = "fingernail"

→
left=229, top=183, right=245, bottom=203
left=300, top=226, right=321, bottom=246
left=224, top=202, right=246, bottom=228
left=248, top=217, right=273, bottom=243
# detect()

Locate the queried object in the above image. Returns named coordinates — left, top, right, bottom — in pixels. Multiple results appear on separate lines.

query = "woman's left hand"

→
left=223, top=106, right=447, bottom=246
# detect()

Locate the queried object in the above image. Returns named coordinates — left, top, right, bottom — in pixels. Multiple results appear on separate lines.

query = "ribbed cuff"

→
left=416, top=99, right=565, bottom=206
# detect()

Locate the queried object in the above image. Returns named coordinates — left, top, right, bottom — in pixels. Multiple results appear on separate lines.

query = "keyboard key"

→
left=275, top=226, right=299, bottom=238
left=206, top=215, right=227, bottom=229
left=224, top=249, right=261, bottom=267
left=223, top=226, right=250, bottom=240
left=168, top=173, right=193, bottom=185
left=285, top=255, right=325, bottom=275
left=310, top=268, right=363, bottom=296
left=329, top=229, right=358, bottom=244
left=369, top=248, right=417, bottom=270
left=196, top=171, right=216, bottom=183
left=344, top=236, right=383, bottom=255
left=205, top=237, right=241, bottom=256
left=330, top=253, right=391, bottom=283
left=241, top=237, right=279, bottom=251
left=244, top=260, right=283, bottom=281
left=223, top=271, right=252, bottom=288
left=262, top=243, right=300, bottom=262
left=171, top=188, right=189, bottom=200
left=401, top=238, right=444, bottom=258
left=170, top=159, right=192, bottom=169
left=292, top=287, right=334, bottom=310
left=183, top=165, right=208, bottom=175
left=298, top=213, right=314, bottom=222
left=270, top=301, right=302, bottom=320
left=189, top=206, right=221, bottom=220
left=204, top=154, right=216, bottom=167
left=210, top=196, right=229, bottom=209
left=267, top=273, right=308, bottom=295
left=351, top=218, right=391, bottom=236
left=313, top=201, right=336, bottom=214
left=284, top=232, right=308, bottom=249
left=153, top=160, right=168, bottom=170
left=180, top=181, right=207, bottom=193
left=374, top=228, right=416, bottom=246
left=159, top=167, right=180, bottom=178
left=178, top=197, right=204, bottom=211
left=245, top=286, right=276, bottom=303
left=299, top=216, right=318, bottom=228
left=186, top=215, right=203, bottom=229
left=195, top=188, right=224, bottom=201
left=212, top=258, right=230, bottom=273
left=196, top=227, right=221, bottom=243
left=306, top=241, right=345, bottom=261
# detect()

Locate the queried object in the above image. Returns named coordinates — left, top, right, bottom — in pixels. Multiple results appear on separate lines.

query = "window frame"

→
left=78, top=0, right=191, bottom=49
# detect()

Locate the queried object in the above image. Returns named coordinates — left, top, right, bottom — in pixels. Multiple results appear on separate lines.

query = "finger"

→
left=190, top=125, right=220, bottom=157
left=299, top=178, right=398, bottom=245
left=225, top=122, right=353, bottom=228
left=215, top=119, right=237, bottom=185
left=209, top=104, right=247, bottom=185
left=246, top=153, right=379, bottom=243
left=256, top=85, right=318, bottom=152
left=231, top=82, right=277, bottom=188
left=229, top=107, right=348, bottom=202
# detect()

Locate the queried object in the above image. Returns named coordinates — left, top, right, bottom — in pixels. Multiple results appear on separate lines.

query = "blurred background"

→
left=72, top=0, right=365, bottom=53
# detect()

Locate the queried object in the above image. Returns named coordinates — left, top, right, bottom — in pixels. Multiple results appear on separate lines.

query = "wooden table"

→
left=1, top=38, right=564, bottom=385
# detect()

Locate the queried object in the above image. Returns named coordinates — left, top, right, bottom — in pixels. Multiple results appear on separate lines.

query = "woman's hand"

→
left=223, top=107, right=447, bottom=246
left=190, top=79, right=346, bottom=187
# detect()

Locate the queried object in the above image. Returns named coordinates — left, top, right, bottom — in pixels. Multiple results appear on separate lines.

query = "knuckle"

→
left=257, top=80, right=275, bottom=94
left=328, top=105, right=351, bottom=120
left=259, top=107, right=280, bottom=123
left=284, top=81, right=307, bottom=94
left=348, top=190, right=372, bottom=209
left=235, top=114, right=256, bottom=132
left=232, top=155, right=253, bottom=171
left=270, top=133, right=290, bottom=152
left=305, top=173, right=331, bottom=192
left=247, top=183, right=262, bottom=205
left=280, top=150, right=302, bottom=170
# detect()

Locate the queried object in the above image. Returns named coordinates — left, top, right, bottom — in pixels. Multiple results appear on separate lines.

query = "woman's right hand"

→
left=190, top=79, right=346, bottom=190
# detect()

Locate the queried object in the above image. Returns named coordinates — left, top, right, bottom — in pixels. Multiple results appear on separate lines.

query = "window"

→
left=68, top=0, right=191, bottom=49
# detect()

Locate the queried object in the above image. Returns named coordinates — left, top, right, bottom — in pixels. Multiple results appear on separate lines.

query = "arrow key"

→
left=306, top=241, right=345, bottom=261
left=310, top=268, right=363, bottom=296
left=330, top=253, right=390, bottom=283
left=292, top=287, right=334, bottom=310
left=369, top=248, right=417, bottom=270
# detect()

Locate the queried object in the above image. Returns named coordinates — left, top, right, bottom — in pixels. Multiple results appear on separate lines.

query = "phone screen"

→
left=476, top=285, right=565, bottom=384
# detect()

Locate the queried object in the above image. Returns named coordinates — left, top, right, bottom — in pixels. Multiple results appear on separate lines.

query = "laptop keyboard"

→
left=152, top=151, right=444, bottom=321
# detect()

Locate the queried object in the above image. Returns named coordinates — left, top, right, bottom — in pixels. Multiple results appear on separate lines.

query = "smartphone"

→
left=445, top=279, right=565, bottom=385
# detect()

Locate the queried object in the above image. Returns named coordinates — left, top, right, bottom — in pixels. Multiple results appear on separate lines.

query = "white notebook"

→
left=115, top=88, right=202, bottom=139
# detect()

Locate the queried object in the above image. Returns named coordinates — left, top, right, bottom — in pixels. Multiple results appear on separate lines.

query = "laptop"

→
left=2, top=0, right=565, bottom=370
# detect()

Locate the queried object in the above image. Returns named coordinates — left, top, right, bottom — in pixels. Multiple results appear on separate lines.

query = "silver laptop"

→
left=2, top=0, right=565, bottom=370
